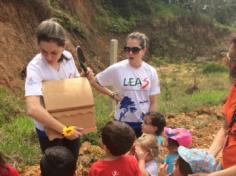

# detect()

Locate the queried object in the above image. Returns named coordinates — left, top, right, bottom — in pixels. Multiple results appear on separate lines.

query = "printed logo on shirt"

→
left=26, top=77, right=37, bottom=85
left=123, top=77, right=150, bottom=90
left=111, top=170, right=120, bottom=176
left=119, top=96, right=137, bottom=121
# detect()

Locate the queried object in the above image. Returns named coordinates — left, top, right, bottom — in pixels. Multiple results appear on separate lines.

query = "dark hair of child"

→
left=176, top=156, right=193, bottom=176
left=102, top=121, right=136, bottom=156
left=145, top=112, right=166, bottom=135
left=40, top=146, right=76, bottom=176
left=168, top=138, right=179, bottom=148
left=0, top=153, right=8, bottom=175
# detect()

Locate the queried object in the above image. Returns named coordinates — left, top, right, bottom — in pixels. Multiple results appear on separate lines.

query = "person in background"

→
left=88, top=121, right=141, bottom=176
left=135, top=134, right=159, bottom=176
left=189, top=39, right=236, bottom=176
left=164, top=127, right=192, bottom=176
left=25, top=18, right=93, bottom=160
left=0, top=153, right=19, bottom=176
left=90, top=32, right=160, bottom=137
left=40, top=146, right=77, bottom=176
left=159, top=146, right=221, bottom=176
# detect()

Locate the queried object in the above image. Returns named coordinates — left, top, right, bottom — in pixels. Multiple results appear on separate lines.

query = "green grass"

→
left=0, top=115, right=40, bottom=166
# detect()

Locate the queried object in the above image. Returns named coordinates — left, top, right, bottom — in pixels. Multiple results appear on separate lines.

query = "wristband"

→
left=62, top=126, right=76, bottom=137
left=109, top=91, right=118, bottom=98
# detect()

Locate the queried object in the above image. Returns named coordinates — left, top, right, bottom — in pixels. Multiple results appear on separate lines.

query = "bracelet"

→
left=62, top=126, right=76, bottom=137
left=109, top=92, right=117, bottom=99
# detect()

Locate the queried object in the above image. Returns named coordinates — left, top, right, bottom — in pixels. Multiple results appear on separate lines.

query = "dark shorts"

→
left=125, top=122, right=142, bottom=137
left=36, top=128, right=80, bottom=161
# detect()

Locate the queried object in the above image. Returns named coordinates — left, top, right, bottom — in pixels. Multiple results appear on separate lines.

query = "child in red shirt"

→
left=0, top=153, right=19, bottom=176
left=89, top=121, right=141, bottom=176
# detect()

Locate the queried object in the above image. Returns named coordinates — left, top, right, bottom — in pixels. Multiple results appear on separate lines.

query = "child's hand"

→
left=135, top=145, right=148, bottom=161
left=158, top=164, right=168, bottom=176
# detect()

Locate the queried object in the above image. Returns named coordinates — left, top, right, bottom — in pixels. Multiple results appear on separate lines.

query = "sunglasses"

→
left=123, top=46, right=142, bottom=54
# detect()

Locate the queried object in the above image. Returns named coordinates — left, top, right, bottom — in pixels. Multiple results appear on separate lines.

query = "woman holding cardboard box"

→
left=25, top=18, right=92, bottom=160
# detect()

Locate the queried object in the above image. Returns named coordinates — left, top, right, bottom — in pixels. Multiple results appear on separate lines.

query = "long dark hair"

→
left=177, top=156, right=193, bottom=176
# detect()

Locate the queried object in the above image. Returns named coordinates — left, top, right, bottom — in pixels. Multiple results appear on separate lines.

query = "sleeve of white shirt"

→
left=150, top=68, right=160, bottom=95
left=96, top=64, right=116, bottom=87
left=25, top=64, right=43, bottom=96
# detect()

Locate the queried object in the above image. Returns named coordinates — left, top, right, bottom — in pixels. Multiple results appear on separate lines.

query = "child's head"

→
left=40, top=146, right=76, bottom=176
left=164, top=127, right=192, bottom=152
left=142, top=112, right=166, bottom=136
left=174, top=146, right=220, bottom=176
left=135, top=134, right=159, bottom=161
left=102, top=121, right=136, bottom=156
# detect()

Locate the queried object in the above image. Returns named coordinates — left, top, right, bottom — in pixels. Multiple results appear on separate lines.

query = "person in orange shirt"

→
left=190, top=38, right=236, bottom=176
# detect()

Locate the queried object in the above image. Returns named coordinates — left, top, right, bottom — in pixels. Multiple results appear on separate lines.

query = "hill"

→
left=0, top=0, right=234, bottom=91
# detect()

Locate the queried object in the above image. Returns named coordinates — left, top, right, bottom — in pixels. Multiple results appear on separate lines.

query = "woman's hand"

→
left=62, top=126, right=84, bottom=140
left=81, top=67, right=94, bottom=80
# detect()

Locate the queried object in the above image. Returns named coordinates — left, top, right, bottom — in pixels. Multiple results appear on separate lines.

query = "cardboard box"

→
left=42, top=77, right=97, bottom=140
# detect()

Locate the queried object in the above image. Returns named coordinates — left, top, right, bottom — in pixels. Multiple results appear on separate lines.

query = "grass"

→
left=0, top=61, right=230, bottom=167
left=0, top=115, right=40, bottom=166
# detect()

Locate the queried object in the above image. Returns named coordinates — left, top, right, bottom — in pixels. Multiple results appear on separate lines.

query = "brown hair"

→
left=126, top=32, right=149, bottom=49
left=176, top=156, right=193, bottom=176
left=102, top=121, right=136, bottom=156
left=136, top=134, right=159, bottom=160
left=227, top=38, right=236, bottom=81
left=145, top=112, right=166, bottom=135
left=36, top=18, right=66, bottom=47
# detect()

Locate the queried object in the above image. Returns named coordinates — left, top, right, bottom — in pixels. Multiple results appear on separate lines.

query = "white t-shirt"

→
left=146, top=159, right=158, bottom=176
left=25, top=50, right=80, bottom=130
left=96, top=59, right=160, bottom=123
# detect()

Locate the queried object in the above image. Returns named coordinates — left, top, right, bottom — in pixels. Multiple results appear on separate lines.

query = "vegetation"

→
left=0, top=60, right=230, bottom=167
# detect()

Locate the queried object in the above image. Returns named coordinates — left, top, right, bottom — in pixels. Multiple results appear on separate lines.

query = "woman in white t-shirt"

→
left=25, top=19, right=91, bottom=160
left=90, top=32, right=160, bottom=137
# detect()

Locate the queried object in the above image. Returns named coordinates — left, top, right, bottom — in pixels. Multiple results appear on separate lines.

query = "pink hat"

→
left=164, top=127, right=192, bottom=148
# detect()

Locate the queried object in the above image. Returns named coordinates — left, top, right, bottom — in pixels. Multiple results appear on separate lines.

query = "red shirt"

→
left=222, top=85, right=236, bottom=168
left=89, top=155, right=141, bottom=176
left=0, top=164, right=20, bottom=176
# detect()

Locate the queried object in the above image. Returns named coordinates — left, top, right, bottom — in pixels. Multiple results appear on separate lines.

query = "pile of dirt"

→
left=20, top=106, right=223, bottom=176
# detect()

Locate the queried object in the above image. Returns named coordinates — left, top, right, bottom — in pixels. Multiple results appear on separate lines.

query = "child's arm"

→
left=135, top=146, right=149, bottom=176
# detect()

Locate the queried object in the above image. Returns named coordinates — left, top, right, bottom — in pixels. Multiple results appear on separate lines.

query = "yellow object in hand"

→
left=62, top=126, right=76, bottom=137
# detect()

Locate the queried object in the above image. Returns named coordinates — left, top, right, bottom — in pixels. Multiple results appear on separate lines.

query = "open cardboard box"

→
left=42, top=77, right=97, bottom=140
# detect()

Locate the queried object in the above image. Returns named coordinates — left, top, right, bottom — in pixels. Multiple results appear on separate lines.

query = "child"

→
left=135, top=134, right=159, bottom=176
left=164, top=127, right=192, bottom=176
left=159, top=146, right=221, bottom=176
left=0, top=153, right=19, bottom=176
left=89, top=121, right=141, bottom=176
left=141, top=112, right=166, bottom=145
left=40, top=146, right=77, bottom=176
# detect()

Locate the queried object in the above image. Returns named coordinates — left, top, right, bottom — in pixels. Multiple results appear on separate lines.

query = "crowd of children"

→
left=2, top=111, right=223, bottom=176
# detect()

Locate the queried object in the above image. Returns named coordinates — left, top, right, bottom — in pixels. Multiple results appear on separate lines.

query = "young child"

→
left=89, top=121, right=141, bottom=176
left=164, top=127, right=192, bottom=176
left=40, top=146, right=77, bottom=176
left=0, top=153, right=19, bottom=176
left=142, top=112, right=166, bottom=145
left=135, top=134, right=159, bottom=176
left=159, top=146, right=221, bottom=176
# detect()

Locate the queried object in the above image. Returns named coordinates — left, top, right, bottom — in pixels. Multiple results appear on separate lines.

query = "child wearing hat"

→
left=164, top=127, right=192, bottom=176
left=159, top=146, right=221, bottom=176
